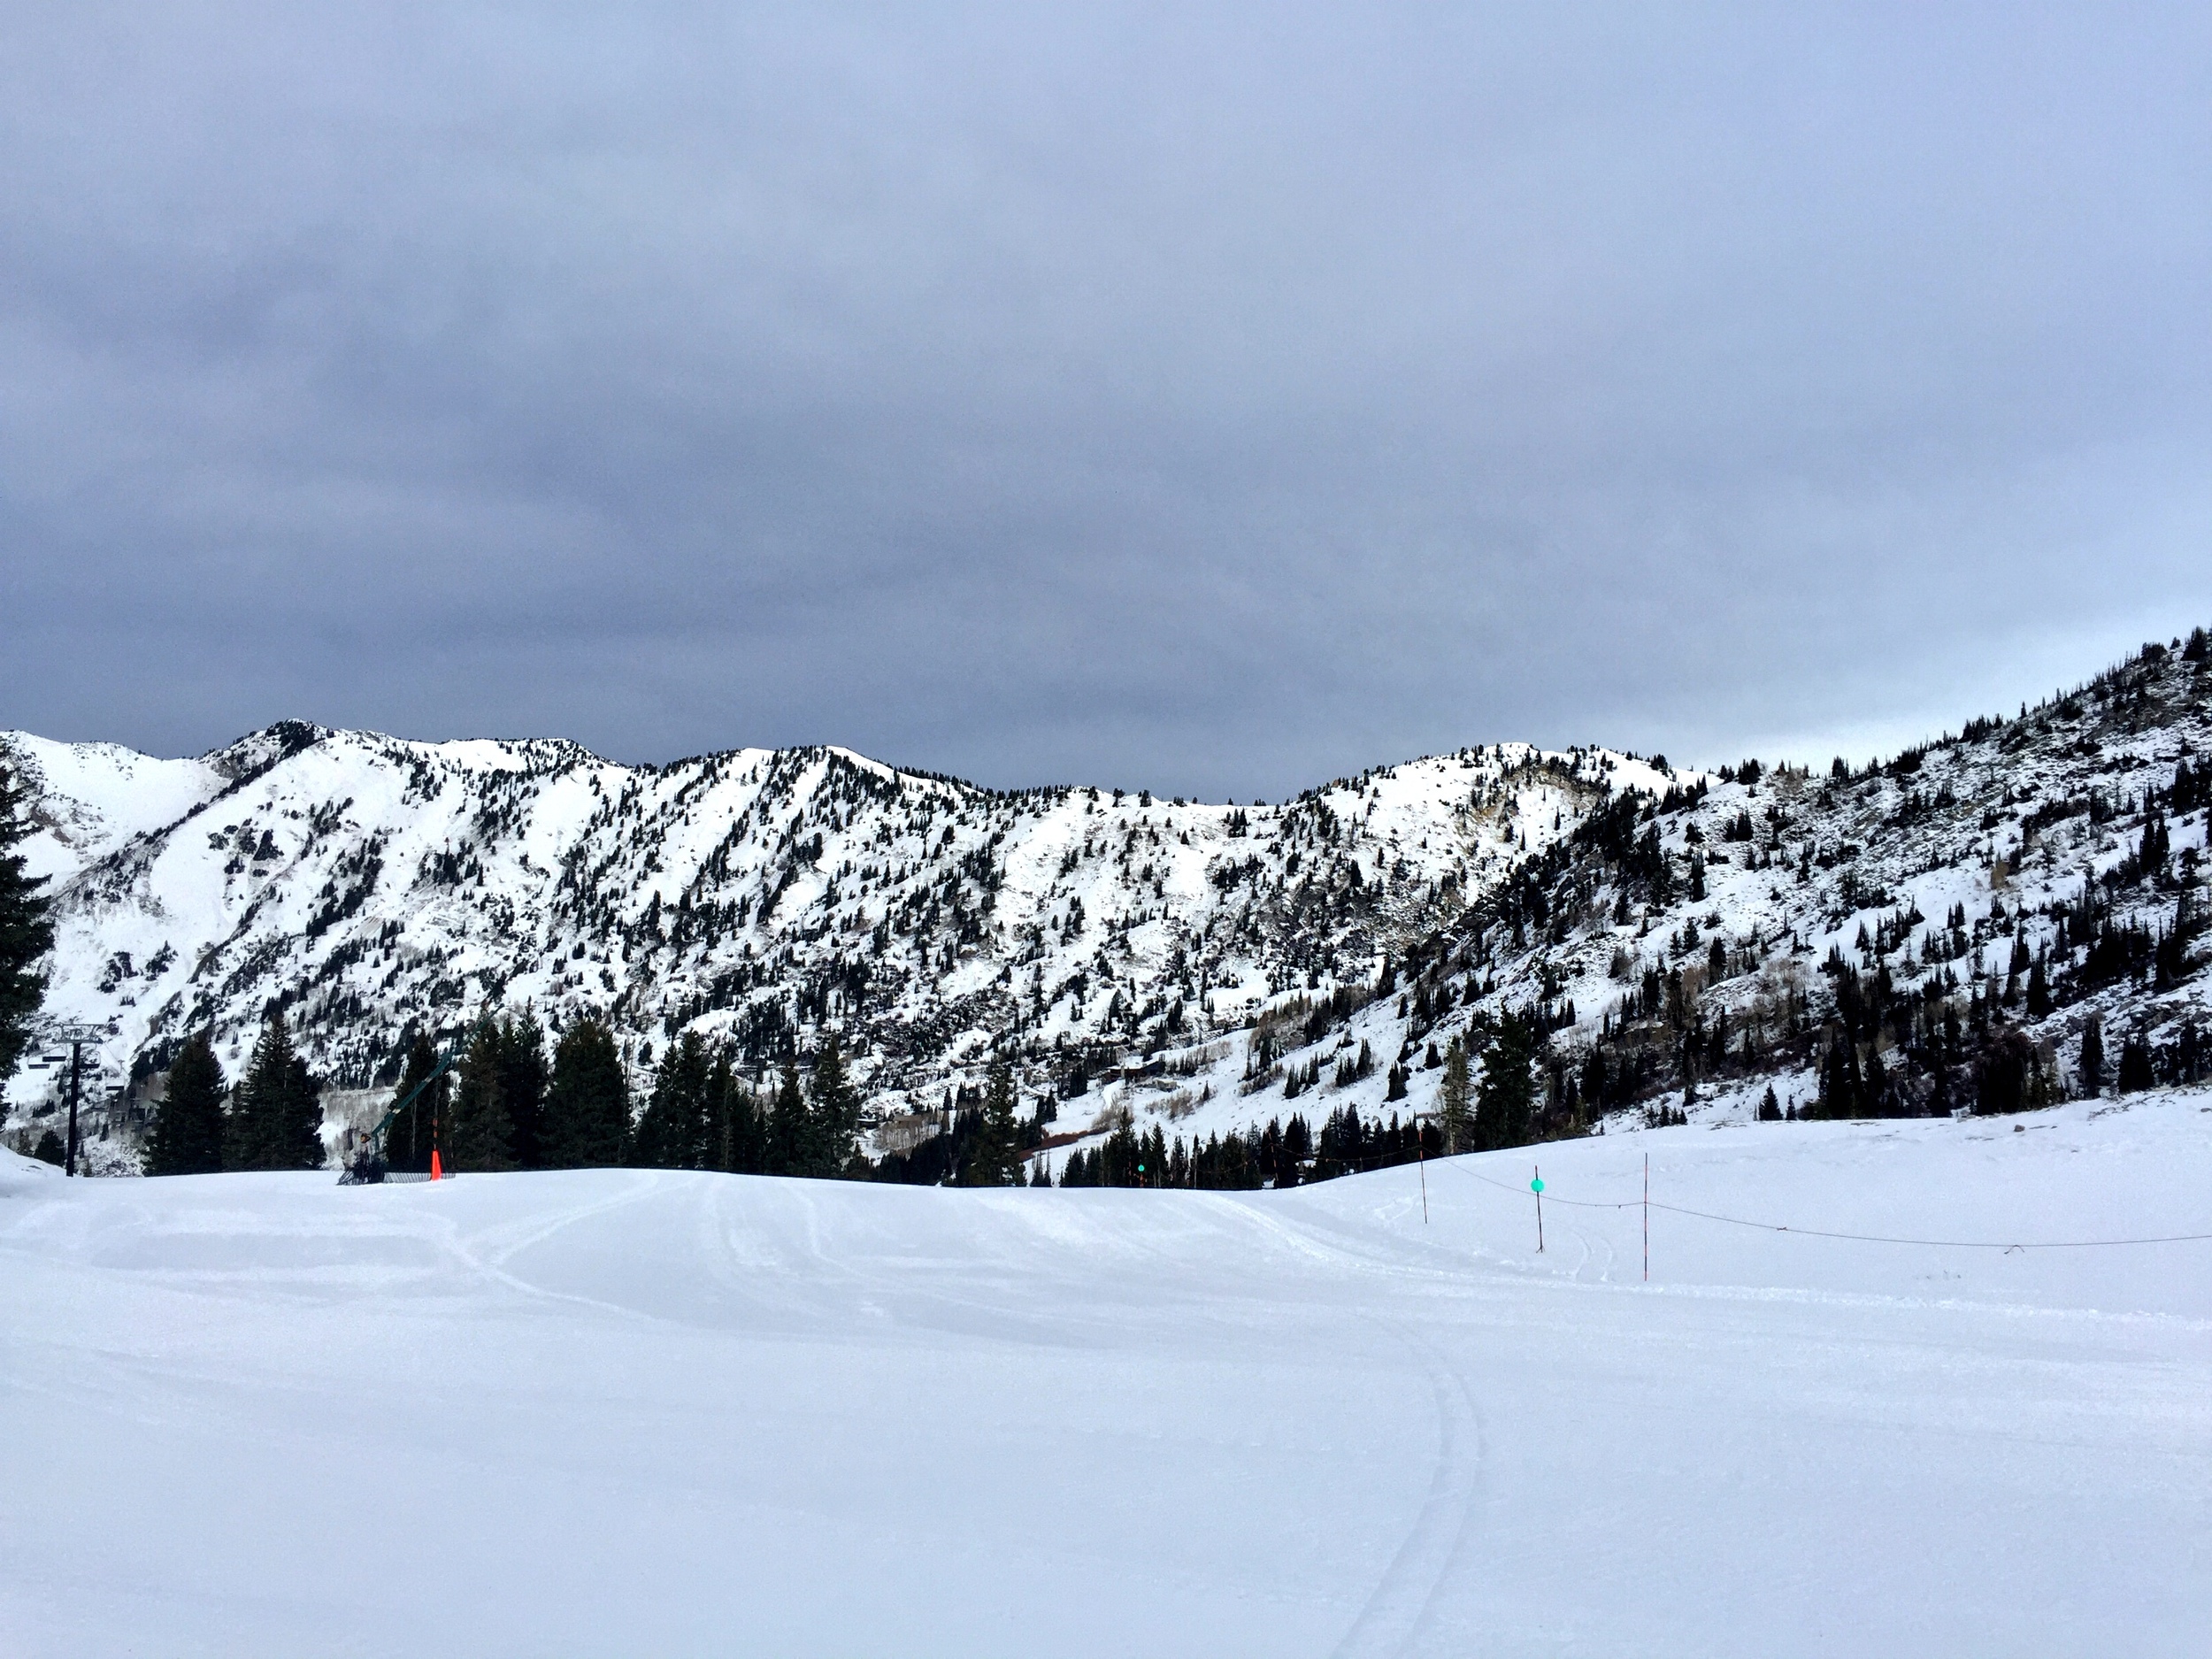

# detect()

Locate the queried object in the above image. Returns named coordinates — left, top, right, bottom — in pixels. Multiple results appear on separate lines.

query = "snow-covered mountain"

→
left=2, top=715, right=1671, bottom=1128
left=7, top=627, right=2208, bottom=1162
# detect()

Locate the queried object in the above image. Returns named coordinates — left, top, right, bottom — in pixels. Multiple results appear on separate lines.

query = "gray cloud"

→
left=4, top=3, right=2208, bottom=797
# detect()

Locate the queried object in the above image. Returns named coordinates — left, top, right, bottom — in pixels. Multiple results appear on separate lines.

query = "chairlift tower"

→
left=35, top=1018, right=112, bottom=1177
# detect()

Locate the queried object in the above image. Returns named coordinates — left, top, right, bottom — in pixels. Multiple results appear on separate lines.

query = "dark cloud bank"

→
left=4, top=4, right=2208, bottom=798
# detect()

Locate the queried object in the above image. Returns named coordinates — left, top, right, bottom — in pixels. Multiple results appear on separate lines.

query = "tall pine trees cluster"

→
left=143, top=1030, right=226, bottom=1174
left=146, top=1011, right=323, bottom=1174
left=628, top=1032, right=863, bottom=1178
left=365, top=1015, right=864, bottom=1179
left=382, top=1014, right=633, bottom=1174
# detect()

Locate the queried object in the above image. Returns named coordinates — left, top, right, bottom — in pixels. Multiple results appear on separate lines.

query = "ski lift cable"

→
left=1437, top=1157, right=2212, bottom=1249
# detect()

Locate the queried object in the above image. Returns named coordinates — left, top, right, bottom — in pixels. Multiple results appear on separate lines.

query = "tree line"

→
left=377, top=1017, right=866, bottom=1179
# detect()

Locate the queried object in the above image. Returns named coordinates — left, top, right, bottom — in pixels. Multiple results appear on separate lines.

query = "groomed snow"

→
left=4, top=1097, right=2208, bottom=1656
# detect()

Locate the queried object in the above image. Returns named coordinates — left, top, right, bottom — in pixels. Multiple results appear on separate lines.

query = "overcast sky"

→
left=4, top=4, right=2207, bottom=799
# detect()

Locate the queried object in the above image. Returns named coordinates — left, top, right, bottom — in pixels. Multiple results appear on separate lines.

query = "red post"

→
left=431, top=1148, right=443, bottom=1181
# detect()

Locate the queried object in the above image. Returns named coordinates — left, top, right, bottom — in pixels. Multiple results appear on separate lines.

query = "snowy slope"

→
left=1421, top=634, right=2212, bottom=1137
left=3, top=1097, right=2206, bottom=1656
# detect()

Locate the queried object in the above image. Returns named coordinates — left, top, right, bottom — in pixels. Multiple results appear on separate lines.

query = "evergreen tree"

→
left=31, top=1127, right=64, bottom=1165
left=543, top=1018, right=629, bottom=1167
left=2116, top=1033, right=2155, bottom=1094
left=1974, top=1027, right=2032, bottom=1115
left=705, top=1049, right=741, bottom=1171
left=1438, top=1036, right=1472, bottom=1154
left=2078, top=1016, right=2105, bottom=1099
left=1816, top=1037, right=1863, bottom=1119
left=227, top=1010, right=324, bottom=1170
left=806, top=1035, right=860, bottom=1177
left=385, top=1036, right=449, bottom=1173
left=727, top=1069, right=770, bottom=1174
left=965, top=1060, right=1020, bottom=1187
left=279, top=1048, right=326, bottom=1169
left=1863, top=1048, right=1891, bottom=1117
left=495, top=1011, right=549, bottom=1169
left=1474, top=1010, right=1540, bottom=1151
left=1141, top=1125, right=1167, bottom=1188
left=146, top=1030, right=227, bottom=1175
left=630, top=1031, right=711, bottom=1169
left=767, top=1058, right=806, bottom=1174
left=0, top=753, right=55, bottom=1088
left=448, top=1021, right=517, bottom=1171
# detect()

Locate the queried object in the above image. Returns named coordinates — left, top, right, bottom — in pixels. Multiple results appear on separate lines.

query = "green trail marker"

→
left=1530, top=1176, right=1544, bottom=1194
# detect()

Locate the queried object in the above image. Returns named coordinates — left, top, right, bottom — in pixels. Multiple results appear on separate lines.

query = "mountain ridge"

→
left=7, top=628, right=2209, bottom=1170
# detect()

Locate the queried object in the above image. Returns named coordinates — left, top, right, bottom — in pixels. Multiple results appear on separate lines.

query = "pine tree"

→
left=543, top=1018, right=628, bottom=1168
left=278, top=1048, right=326, bottom=1169
left=2116, top=1033, right=2155, bottom=1094
left=495, top=1011, right=549, bottom=1169
left=726, top=1067, right=770, bottom=1174
left=1863, top=1048, right=1891, bottom=1117
left=630, top=1031, right=710, bottom=1169
left=0, top=754, right=55, bottom=1088
left=1474, top=1011, right=1540, bottom=1151
left=146, top=1030, right=227, bottom=1175
left=1816, top=1037, right=1862, bottom=1119
left=806, top=1035, right=860, bottom=1177
left=1439, top=1036, right=1472, bottom=1154
left=706, top=1049, right=741, bottom=1171
left=385, top=1036, right=449, bottom=1173
left=1146, top=1125, right=1171, bottom=1187
left=965, top=1060, right=1019, bottom=1186
left=1975, top=1027, right=2032, bottom=1115
left=226, top=1010, right=324, bottom=1170
left=2077, top=1016, right=2105, bottom=1099
left=768, top=1057, right=806, bottom=1174
left=448, top=1021, right=517, bottom=1171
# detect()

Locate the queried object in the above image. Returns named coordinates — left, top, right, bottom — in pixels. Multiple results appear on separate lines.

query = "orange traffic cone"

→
left=431, top=1148, right=443, bottom=1181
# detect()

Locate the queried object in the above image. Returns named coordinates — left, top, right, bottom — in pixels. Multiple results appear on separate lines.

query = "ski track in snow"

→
left=1329, top=1317, right=1486, bottom=1659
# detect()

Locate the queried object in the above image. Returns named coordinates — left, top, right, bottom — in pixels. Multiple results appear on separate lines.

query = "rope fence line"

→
left=1436, top=1157, right=2212, bottom=1250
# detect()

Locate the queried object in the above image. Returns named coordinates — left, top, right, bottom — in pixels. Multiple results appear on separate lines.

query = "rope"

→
left=1437, top=1156, right=2212, bottom=1249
